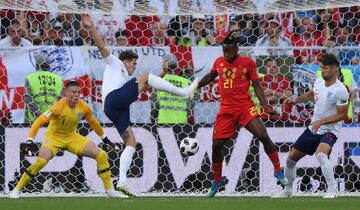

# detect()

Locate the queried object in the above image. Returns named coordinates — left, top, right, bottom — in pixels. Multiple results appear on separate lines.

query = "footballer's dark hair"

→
left=318, top=53, right=340, bottom=68
left=66, top=81, right=80, bottom=89
left=222, top=29, right=240, bottom=46
left=119, top=50, right=138, bottom=61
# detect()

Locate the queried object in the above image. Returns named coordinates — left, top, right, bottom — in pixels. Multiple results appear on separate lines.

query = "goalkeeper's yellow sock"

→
left=96, top=150, right=112, bottom=190
left=16, top=157, right=47, bottom=191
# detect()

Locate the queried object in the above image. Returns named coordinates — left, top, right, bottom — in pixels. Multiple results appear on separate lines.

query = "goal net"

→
left=0, top=0, right=360, bottom=196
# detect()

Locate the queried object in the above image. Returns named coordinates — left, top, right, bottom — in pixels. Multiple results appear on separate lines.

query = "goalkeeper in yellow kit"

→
left=9, top=81, right=125, bottom=198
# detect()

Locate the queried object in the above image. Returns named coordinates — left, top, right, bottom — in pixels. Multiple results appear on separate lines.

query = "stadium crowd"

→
left=1, top=7, right=359, bottom=58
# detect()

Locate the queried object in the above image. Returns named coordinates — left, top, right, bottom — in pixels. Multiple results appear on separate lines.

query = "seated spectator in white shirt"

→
left=116, top=30, right=129, bottom=46
left=0, top=19, right=33, bottom=57
left=91, top=14, right=127, bottom=46
left=0, top=19, right=33, bottom=48
left=252, top=19, right=293, bottom=57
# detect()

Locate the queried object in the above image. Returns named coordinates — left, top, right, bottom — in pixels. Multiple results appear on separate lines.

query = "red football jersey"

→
left=211, top=56, right=259, bottom=107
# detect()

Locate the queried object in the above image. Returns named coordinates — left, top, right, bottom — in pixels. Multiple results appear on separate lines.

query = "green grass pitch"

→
left=1, top=197, right=360, bottom=210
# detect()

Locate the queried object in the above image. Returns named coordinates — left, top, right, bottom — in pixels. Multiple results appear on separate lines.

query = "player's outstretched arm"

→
left=285, top=90, right=314, bottom=105
left=25, top=113, right=52, bottom=156
left=28, top=113, right=52, bottom=141
left=311, top=103, right=348, bottom=134
left=81, top=14, right=110, bottom=59
left=252, top=79, right=279, bottom=117
left=198, top=71, right=218, bottom=89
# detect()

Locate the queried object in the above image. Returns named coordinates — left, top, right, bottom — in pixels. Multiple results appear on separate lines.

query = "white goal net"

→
left=0, top=0, right=360, bottom=196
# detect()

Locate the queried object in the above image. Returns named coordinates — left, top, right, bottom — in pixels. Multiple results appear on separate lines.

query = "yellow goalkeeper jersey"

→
left=46, top=98, right=91, bottom=136
left=28, top=97, right=104, bottom=139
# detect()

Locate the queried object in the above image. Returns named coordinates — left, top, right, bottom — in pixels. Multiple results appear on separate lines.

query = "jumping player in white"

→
left=272, top=53, right=349, bottom=199
left=81, top=14, right=199, bottom=197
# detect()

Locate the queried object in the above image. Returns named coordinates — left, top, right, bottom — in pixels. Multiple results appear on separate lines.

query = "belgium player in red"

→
left=198, top=29, right=288, bottom=197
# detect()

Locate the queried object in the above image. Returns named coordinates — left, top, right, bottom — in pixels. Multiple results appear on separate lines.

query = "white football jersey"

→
left=309, top=78, right=349, bottom=137
left=101, top=54, right=129, bottom=104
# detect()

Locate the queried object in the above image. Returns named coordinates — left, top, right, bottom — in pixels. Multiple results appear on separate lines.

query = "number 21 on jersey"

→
left=224, top=79, right=233, bottom=89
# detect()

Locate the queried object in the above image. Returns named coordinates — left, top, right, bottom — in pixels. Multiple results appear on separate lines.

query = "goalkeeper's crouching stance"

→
left=9, top=81, right=125, bottom=198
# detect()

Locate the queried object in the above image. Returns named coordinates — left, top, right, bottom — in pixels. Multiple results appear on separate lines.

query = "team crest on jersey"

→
left=327, top=92, right=333, bottom=99
left=77, top=112, right=84, bottom=120
left=222, top=67, right=237, bottom=79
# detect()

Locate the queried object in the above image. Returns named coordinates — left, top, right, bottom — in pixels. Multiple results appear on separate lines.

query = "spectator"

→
left=25, top=11, right=50, bottom=45
left=257, top=19, right=268, bottom=38
left=317, top=9, right=337, bottom=42
left=125, top=15, right=159, bottom=46
left=70, top=24, right=94, bottom=46
left=333, top=27, right=359, bottom=65
left=152, top=54, right=191, bottom=124
left=57, top=13, right=77, bottom=44
left=115, top=30, right=129, bottom=46
left=292, top=16, right=324, bottom=64
left=150, top=21, right=172, bottom=46
left=261, top=58, right=293, bottom=121
left=351, top=57, right=360, bottom=65
left=24, top=53, right=63, bottom=123
left=0, top=19, right=32, bottom=48
left=91, top=14, right=127, bottom=46
left=177, top=16, right=216, bottom=46
left=0, top=9, right=28, bottom=39
left=296, top=10, right=317, bottom=22
left=252, top=19, right=293, bottom=57
left=236, top=14, right=259, bottom=46
left=167, top=15, right=192, bottom=44
left=0, top=19, right=33, bottom=57
left=43, top=19, right=68, bottom=46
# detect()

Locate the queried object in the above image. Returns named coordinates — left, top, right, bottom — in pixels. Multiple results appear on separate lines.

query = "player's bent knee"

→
left=38, top=146, right=54, bottom=161
left=288, top=148, right=304, bottom=162
left=95, top=150, right=108, bottom=161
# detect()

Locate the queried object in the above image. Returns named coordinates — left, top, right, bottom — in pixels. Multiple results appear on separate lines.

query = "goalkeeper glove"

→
left=102, top=136, right=120, bottom=152
left=22, top=139, right=37, bottom=156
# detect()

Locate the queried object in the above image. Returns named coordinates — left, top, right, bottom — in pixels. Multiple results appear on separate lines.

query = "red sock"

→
left=268, top=152, right=281, bottom=172
left=212, top=163, right=222, bottom=183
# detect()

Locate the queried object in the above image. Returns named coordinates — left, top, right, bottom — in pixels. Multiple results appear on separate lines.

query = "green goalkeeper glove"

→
left=22, top=139, right=37, bottom=156
left=102, top=136, right=120, bottom=152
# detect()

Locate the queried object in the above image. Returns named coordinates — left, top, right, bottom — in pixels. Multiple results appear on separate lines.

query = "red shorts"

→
left=213, top=103, right=260, bottom=140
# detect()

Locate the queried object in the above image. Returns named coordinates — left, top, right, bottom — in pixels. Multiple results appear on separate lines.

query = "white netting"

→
left=0, top=1, right=360, bottom=197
